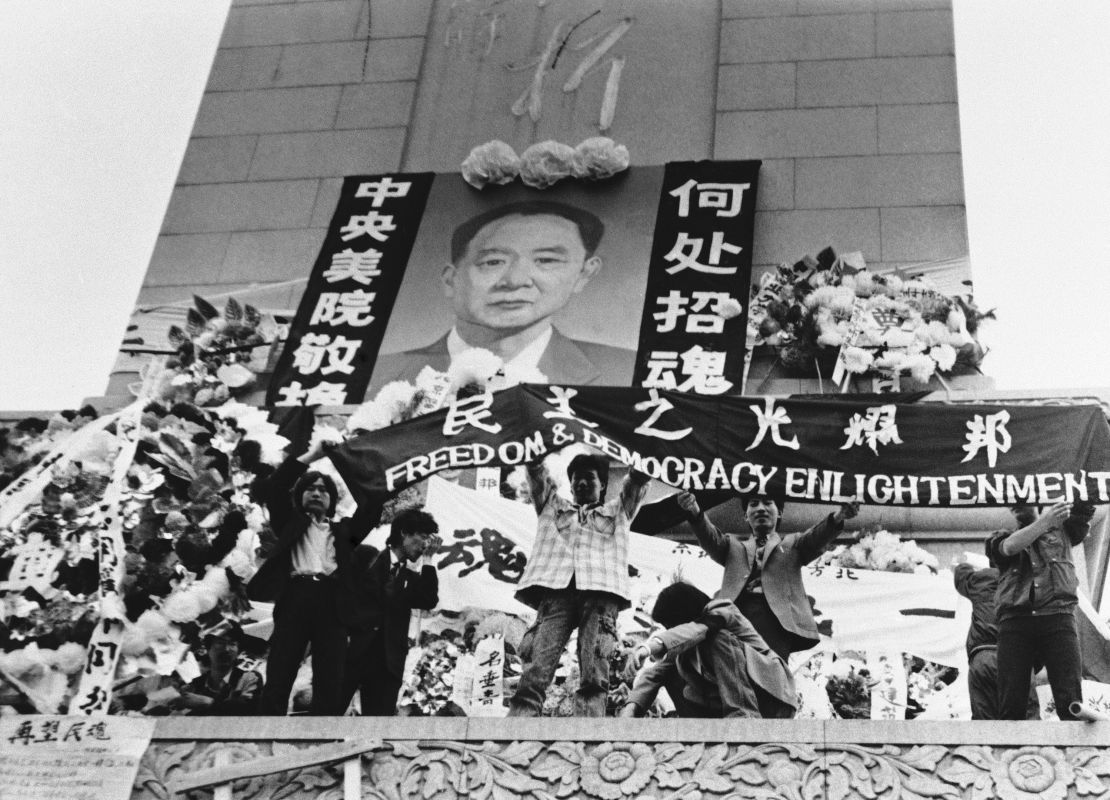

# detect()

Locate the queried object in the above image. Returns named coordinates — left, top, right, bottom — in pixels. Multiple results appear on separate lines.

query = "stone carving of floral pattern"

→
left=132, top=739, right=1110, bottom=800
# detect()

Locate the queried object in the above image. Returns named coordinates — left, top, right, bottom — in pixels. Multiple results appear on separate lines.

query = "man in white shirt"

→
left=248, top=438, right=381, bottom=715
left=364, top=201, right=634, bottom=397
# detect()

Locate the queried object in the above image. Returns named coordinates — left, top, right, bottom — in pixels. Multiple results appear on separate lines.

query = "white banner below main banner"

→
left=361, top=477, right=967, bottom=668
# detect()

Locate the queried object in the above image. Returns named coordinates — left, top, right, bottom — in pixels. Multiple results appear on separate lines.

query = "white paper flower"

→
left=216, top=363, right=256, bottom=389
left=713, top=296, right=744, bottom=320
left=572, top=137, right=630, bottom=180
left=874, top=352, right=908, bottom=373
left=805, top=286, right=855, bottom=315
left=905, top=353, right=936, bottom=382
left=200, top=565, right=231, bottom=597
left=448, top=348, right=504, bottom=392
left=161, top=590, right=202, bottom=623
left=191, top=584, right=221, bottom=615
left=53, top=642, right=88, bottom=676
left=881, top=328, right=916, bottom=349
left=347, top=380, right=419, bottom=433
left=221, top=547, right=253, bottom=579
left=842, top=346, right=874, bottom=374
left=929, top=343, right=957, bottom=372
left=460, top=140, right=521, bottom=189
left=845, top=271, right=881, bottom=298
left=518, top=140, right=577, bottom=189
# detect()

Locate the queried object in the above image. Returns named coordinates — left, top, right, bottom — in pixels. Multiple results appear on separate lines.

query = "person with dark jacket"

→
left=247, top=438, right=382, bottom=715
left=342, top=508, right=440, bottom=715
left=987, top=501, right=1094, bottom=721
left=953, top=553, right=1041, bottom=721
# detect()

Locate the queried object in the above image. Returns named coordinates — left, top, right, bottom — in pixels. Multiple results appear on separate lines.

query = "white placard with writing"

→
left=868, top=650, right=908, bottom=720
left=469, top=635, right=507, bottom=717
left=0, top=715, right=154, bottom=800
left=1037, top=679, right=1110, bottom=720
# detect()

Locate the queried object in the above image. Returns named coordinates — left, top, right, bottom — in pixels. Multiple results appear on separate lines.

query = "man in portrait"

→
left=365, top=200, right=635, bottom=397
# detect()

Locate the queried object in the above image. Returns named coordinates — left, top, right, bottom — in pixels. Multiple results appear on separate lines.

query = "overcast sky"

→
left=0, top=1, right=1108, bottom=411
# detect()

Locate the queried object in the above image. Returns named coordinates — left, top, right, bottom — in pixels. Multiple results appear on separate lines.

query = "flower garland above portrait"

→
left=460, top=137, right=630, bottom=190
left=748, top=247, right=995, bottom=386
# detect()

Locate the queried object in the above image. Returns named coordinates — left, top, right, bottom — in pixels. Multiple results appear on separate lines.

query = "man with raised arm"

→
left=507, top=451, right=649, bottom=717
left=247, top=437, right=381, bottom=715
left=661, top=491, right=859, bottom=717
left=987, top=501, right=1094, bottom=720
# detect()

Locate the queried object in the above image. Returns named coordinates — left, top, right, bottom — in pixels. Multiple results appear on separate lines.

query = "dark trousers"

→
left=508, top=588, right=620, bottom=717
left=997, top=612, right=1083, bottom=721
left=341, top=630, right=403, bottom=715
left=259, top=576, right=347, bottom=715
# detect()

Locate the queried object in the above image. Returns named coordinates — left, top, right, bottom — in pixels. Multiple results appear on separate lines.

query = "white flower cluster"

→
left=461, top=137, right=630, bottom=189
left=821, top=529, right=939, bottom=574
left=346, top=348, right=548, bottom=434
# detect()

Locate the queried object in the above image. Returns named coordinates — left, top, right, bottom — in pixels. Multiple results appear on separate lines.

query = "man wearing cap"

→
left=176, top=623, right=263, bottom=715
left=987, top=501, right=1094, bottom=721
left=507, top=451, right=650, bottom=716
left=672, top=491, right=859, bottom=717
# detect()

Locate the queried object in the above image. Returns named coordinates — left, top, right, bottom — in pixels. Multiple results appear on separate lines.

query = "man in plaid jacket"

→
left=508, top=451, right=650, bottom=716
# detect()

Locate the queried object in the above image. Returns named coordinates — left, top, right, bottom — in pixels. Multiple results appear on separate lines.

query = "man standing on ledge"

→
left=508, top=451, right=649, bottom=716
left=343, top=508, right=440, bottom=715
left=365, top=201, right=634, bottom=397
left=987, top=501, right=1094, bottom=720
left=247, top=437, right=380, bottom=715
left=672, top=491, right=859, bottom=717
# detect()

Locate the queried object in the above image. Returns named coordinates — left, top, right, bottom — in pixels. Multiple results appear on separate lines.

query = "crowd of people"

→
left=158, top=428, right=1096, bottom=719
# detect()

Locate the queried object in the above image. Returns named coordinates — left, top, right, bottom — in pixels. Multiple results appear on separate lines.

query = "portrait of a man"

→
left=364, top=199, right=637, bottom=397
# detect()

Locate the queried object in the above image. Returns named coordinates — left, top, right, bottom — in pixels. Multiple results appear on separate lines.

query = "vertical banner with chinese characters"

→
left=634, top=161, right=760, bottom=395
left=267, top=173, right=435, bottom=406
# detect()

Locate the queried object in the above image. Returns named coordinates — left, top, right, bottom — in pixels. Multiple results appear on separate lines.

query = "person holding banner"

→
left=342, top=508, right=441, bottom=715
left=508, top=452, right=650, bottom=717
left=675, top=491, right=860, bottom=717
left=987, top=501, right=1094, bottom=721
left=247, top=437, right=382, bottom=715
left=365, top=200, right=634, bottom=398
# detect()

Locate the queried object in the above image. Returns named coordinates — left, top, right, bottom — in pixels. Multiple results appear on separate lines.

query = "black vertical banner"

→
left=632, top=160, right=760, bottom=395
left=267, top=173, right=435, bottom=406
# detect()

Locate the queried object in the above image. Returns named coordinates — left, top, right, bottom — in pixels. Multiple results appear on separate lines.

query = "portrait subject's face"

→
left=442, top=213, right=601, bottom=334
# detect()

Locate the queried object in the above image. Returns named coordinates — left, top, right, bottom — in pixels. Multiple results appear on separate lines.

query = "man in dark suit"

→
left=342, top=507, right=440, bottom=715
left=247, top=438, right=382, bottom=715
left=364, top=200, right=634, bottom=399
left=672, top=491, right=859, bottom=717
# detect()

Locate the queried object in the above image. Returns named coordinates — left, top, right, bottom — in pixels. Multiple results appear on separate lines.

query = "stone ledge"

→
left=148, top=716, right=1110, bottom=745
left=134, top=718, right=1110, bottom=800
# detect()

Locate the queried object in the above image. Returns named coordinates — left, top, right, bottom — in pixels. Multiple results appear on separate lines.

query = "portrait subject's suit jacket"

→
left=363, top=327, right=635, bottom=399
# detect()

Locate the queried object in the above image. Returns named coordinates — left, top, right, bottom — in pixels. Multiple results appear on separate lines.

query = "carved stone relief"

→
left=133, top=738, right=1110, bottom=800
